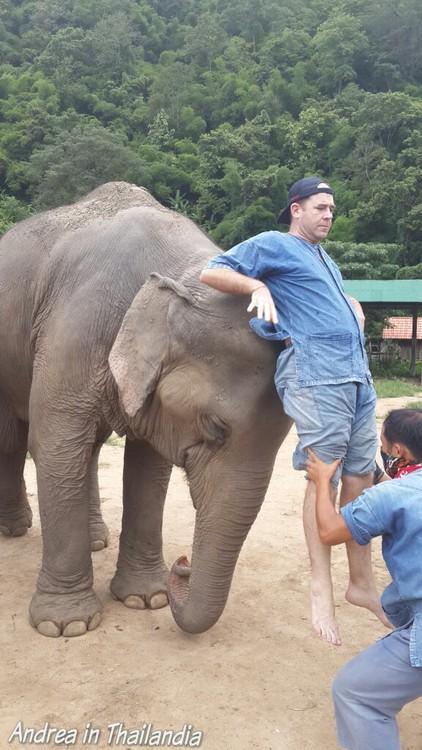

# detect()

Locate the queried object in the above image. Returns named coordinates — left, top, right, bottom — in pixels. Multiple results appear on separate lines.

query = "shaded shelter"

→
left=344, top=280, right=422, bottom=376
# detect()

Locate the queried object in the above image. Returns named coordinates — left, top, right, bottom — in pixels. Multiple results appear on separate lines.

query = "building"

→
left=382, top=317, right=422, bottom=361
left=344, top=279, right=422, bottom=374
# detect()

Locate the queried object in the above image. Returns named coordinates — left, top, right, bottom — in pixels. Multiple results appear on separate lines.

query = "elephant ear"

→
left=109, top=274, right=194, bottom=418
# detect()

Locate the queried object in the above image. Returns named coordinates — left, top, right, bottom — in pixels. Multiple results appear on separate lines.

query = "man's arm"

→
left=200, top=267, right=263, bottom=295
left=374, top=461, right=390, bottom=484
left=305, top=450, right=353, bottom=545
left=200, top=267, right=278, bottom=324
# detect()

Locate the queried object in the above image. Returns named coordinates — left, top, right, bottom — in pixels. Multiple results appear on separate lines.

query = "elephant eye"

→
left=199, top=413, right=231, bottom=447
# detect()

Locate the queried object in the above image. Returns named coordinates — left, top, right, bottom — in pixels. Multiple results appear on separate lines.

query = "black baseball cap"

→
left=277, top=176, right=334, bottom=224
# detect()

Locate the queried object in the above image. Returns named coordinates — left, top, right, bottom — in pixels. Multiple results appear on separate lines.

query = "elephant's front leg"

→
left=28, top=415, right=103, bottom=638
left=110, top=438, right=171, bottom=610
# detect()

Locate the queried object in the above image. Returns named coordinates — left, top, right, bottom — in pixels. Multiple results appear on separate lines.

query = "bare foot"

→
left=311, top=584, right=342, bottom=646
left=345, top=583, right=392, bottom=629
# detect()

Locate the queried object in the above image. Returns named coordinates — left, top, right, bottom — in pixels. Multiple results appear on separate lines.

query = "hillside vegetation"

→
left=1, top=0, right=422, bottom=280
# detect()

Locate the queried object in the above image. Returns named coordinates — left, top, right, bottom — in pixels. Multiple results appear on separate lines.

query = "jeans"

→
left=333, top=625, right=422, bottom=750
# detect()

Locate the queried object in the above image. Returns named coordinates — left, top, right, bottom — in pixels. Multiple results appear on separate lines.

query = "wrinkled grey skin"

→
left=0, top=182, right=291, bottom=637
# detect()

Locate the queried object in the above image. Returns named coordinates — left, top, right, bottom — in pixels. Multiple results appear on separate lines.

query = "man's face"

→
left=380, top=426, right=406, bottom=459
left=290, top=192, right=335, bottom=244
left=380, top=426, right=394, bottom=456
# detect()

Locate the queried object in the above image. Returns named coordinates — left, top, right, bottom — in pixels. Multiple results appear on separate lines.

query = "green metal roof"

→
left=343, top=280, right=422, bottom=304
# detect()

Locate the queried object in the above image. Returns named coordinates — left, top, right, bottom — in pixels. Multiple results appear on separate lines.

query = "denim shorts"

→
left=275, top=347, right=377, bottom=486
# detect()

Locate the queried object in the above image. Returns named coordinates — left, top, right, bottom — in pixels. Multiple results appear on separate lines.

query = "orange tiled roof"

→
left=382, top=317, right=422, bottom=340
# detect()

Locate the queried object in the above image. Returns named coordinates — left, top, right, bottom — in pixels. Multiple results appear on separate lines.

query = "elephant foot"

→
left=110, top=565, right=169, bottom=610
left=89, top=519, right=109, bottom=552
left=29, top=588, right=103, bottom=638
left=0, top=498, right=32, bottom=537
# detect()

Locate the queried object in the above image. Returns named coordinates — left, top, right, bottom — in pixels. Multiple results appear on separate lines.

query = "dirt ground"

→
left=1, top=396, right=421, bottom=750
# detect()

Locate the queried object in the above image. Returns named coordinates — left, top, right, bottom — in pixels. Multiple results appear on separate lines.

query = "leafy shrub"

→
left=370, top=357, right=421, bottom=379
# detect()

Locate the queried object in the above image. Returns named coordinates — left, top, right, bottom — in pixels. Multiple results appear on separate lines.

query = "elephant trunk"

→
left=168, top=465, right=272, bottom=634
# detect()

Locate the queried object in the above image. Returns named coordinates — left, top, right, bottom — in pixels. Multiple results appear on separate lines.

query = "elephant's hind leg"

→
left=0, top=398, right=31, bottom=538
left=88, top=442, right=109, bottom=552
left=110, top=438, right=171, bottom=610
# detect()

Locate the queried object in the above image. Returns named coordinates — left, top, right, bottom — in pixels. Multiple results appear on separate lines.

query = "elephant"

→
left=0, top=181, right=291, bottom=637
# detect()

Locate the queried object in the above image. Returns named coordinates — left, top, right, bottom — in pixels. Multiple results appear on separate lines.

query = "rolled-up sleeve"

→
left=340, top=488, right=388, bottom=545
left=207, top=231, right=288, bottom=280
left=207, top=238, right=262, bottom=277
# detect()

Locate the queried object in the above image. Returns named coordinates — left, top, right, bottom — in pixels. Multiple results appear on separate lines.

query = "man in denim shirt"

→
left=306, top=409, right=422, bottom=750
left=200, top=176, right=389, bottom=645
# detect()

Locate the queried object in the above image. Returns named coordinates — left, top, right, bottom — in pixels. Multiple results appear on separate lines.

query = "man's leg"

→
left=277, top=372, right=352, bottom=645
left=332, top=626, right=422, bottom=750
left=303, top=479, right=341, bottom=645
left=275, top=352, right=367, bottom=644
left=340, top=474, right=391, bottom=628
left=341, top=380, right=390, bottom=628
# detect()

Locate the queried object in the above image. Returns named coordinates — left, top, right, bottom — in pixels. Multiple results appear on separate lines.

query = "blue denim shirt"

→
left=341, top=471, right=422, bottom=667
left=207, top=231, right=370, bottom=387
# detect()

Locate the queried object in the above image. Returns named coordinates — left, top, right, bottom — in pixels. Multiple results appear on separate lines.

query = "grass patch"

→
left=406, top=400, right=422, bottom=409
left=374, top=378, right=422, bottom=398
left=106, top=433, right=125, bottom=447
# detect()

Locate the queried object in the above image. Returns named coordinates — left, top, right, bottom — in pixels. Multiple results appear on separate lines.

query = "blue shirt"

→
left=341, top=471, right=422, bottom=667
left=207, top=231, right=370, bottom=387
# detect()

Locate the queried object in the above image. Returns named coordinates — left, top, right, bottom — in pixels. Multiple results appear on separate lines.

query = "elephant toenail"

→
left=88, top=612, right=102, bottom=631
left=37, top=621, right=61, bottom=637
left=91, top=540, right=106, bottom=551
left=149, top=593, right=168, bottom=609
left=124, top=595, right=146, bottom=609
left=63, top=621, right=88, bottom=637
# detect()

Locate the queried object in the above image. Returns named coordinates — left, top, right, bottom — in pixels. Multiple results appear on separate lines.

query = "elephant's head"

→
left=109, top=274, right=291, bottom=633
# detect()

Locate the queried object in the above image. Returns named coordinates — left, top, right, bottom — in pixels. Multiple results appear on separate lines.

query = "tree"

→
left=397, top=263, right=422, bottom=279
left=260, top=29, right=312, bottom=76
left=23, top=122, right=142, bottom=208
left=284, top=104, right=341, bottom=173
left=398, top=205, right=422, bottom=266
left=147, top=109, right=174, bottom=148
left=183, top=13, right=227, bottom=70
left=220, top=0, right=274, bottom=52
left=361, top=0, right=422, bottom=85
left=310, top=13, right=369, bottom=95
left=147, top=61, right=194, bottom=131
left=325, top=240, right=401, bottom=279
left=211, top=198, right=276, bottom=248
left=0, top=192, right=32, bottom=235
left=89, top=13, right=139, bottom=81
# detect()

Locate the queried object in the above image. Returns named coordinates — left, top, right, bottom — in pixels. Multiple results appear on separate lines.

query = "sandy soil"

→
left=1, top=397, right=421, bottom=750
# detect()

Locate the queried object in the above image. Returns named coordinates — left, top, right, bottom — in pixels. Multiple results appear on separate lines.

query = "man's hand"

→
left=247, top=285, right=278, bottom=324
left=348, top=295, right=365, bottom=330
left=199, top=268, right=279, bottom=325
left=306, top=449, right=351, bottom=546
left=305, top=449, right=341, bottom=485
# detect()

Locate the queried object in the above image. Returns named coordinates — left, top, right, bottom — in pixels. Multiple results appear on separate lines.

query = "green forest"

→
left=1, top=0, right=422, bottom=279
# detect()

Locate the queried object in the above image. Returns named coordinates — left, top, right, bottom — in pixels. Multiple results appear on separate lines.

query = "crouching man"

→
left=306, top=408, right=422, bottom=750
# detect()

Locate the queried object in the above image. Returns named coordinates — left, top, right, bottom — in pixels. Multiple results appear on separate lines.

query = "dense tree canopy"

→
left=1, top=0, right=422, bottom=279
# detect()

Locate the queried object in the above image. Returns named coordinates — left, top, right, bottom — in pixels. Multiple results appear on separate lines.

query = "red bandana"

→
left=396, top=463, right=422, bottom=479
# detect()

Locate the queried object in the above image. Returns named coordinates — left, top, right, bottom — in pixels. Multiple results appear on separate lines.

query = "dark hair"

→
left=383, top=409, right=422, bottom=461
